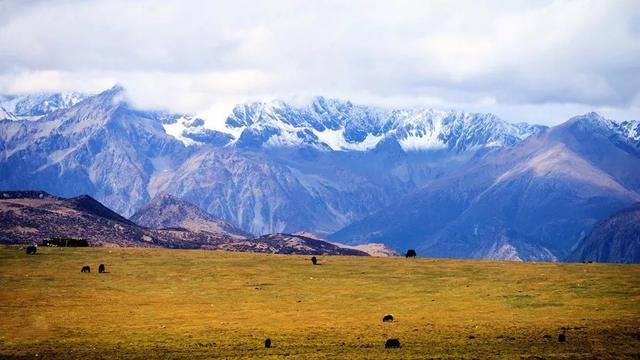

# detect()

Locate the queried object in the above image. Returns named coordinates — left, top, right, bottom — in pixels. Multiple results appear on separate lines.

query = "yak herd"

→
left=25, top=245, right=107, bottom=274
left=80, top=264, right=106, bottom=273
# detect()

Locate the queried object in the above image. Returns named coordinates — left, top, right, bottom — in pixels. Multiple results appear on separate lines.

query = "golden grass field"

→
left=0, top=247, right=639, bottom=359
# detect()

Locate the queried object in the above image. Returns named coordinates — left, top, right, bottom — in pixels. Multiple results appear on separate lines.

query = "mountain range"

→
left=331, top=113, right=640, bottom=261
left=1, top=86, right=638, bottom=262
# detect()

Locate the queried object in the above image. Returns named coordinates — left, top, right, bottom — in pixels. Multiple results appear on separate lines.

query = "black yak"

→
left=382, top=314, right=394, bottom=322
left=558, top=333, right=566, bottom=342
left=81, top=266, right=91, bottom=273
left=385, top=339, right=401, bottom=348
left=25, top=246, right=37, bottom=255
left=264, top=338, right=271, bottom=348
left=98, top=264, right=106, bottom=273
left=311, top=256, right=317, bottom=265
left=405, top=249, right=416, bottom=258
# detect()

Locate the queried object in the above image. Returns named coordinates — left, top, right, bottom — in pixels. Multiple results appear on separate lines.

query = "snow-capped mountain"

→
left=150, top=96, right=546, bottom=152
left=217, top=97, right=547, bottom=152
left=0, top=86, right=188, bottom=215
left=0, top=91, right=88, bottom=120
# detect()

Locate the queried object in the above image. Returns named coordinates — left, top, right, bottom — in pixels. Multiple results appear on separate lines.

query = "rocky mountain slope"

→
left=0, top=190, right=227, bottom=248
left=231, top=233, right=368, bottom=255
left=331, top=113, right=640, bottom=261
left=293, top=231, right=398, bottom=256
left=569, top=203, right=640, bottom=263
left=0, top=86, right=189, bottom=215
left=130, top=194, right=249, bottom=238
left=0, top=191, right=368, bottom=255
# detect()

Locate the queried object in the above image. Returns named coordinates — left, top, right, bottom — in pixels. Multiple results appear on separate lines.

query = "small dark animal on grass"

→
left=558, top=333, right=566, bottom=342
left=264, top=338, right=271, bottom=348
left=81, top=266, right=90, bottom=273
left=98, top=264, right=106, bottom=273
left=25, top=246, right=37, bottom=255
left=382, top=314, right=394, bottom=322
left=311, top=256, right=317, bottom=265
left=385, top=338, right=401, bottom=348
left=405, top=249, right=416, bottom=258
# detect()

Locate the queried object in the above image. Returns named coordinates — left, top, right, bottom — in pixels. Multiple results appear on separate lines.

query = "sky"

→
left=0, top=0, right=639, bottom=126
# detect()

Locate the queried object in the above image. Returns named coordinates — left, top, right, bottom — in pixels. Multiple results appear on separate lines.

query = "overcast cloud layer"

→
left=1, top=0, right=639, bottom=125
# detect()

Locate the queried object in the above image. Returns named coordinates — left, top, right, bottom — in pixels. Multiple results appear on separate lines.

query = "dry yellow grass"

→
left=0, top=246, right=639, bottom=359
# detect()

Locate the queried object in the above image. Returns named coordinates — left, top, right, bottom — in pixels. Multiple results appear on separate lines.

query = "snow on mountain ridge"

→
left=223, top=97, right=548, bottom=152
left=0, top=106, right=16, bottom=121
left=0, top=92, right=89, bottom=120
left=0, top=88, right=546, bottom=152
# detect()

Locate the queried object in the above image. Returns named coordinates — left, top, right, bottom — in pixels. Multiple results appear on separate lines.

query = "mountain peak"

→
left=585, top=111, right=605, bottom=119
left=131, top=194, right=249, bottom=238
left=95, top=84, right=126, bottom=105
left=568, top=112, right=608, bottom=124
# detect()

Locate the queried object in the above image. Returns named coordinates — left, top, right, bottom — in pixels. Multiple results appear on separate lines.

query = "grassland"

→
left=0, top=247, right=639, bottom=359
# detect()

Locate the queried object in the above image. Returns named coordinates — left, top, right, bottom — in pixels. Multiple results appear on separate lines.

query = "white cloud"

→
left=0, top=0, right=638, bottom=125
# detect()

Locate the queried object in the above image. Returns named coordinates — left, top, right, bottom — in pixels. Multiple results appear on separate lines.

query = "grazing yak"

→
left=98, top=264, right=106, bottom=273
left=385, top=339, right=401, bottom=348
left=311, top=256, right=318, bottom=265
left=382, top=314, right=394, bottom=322
left=25, top=245, right=37, bottom=255
left=264, top=338, right=271, bottom=348
left=405, top=249, right=417, bottom=258
left=81, top=266, right=91, bottom=273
